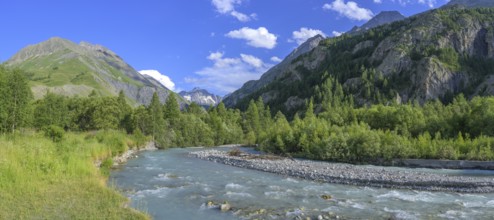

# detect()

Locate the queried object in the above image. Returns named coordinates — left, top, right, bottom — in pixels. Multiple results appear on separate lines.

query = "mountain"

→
left=224, top=7, right=494, bottom=116
left=4, top=37, right=174, bottom=105
left=445, top=0, right=494, bottom=8
left=222, top=34, right=325, bottom=106
left=348, top=11, right=406, bottom=35
left=179, top=88, right=222, bottom=107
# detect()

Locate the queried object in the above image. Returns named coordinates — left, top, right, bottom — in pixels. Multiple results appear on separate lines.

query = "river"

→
left=110, top=148, right=494, bottom=219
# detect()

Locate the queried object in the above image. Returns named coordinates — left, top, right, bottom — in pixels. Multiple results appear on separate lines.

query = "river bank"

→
left=112, top=141, right=157, bottom=166
left=190, top=149, right=494, bottom=193
left=0, top=131, right=150, bottom=219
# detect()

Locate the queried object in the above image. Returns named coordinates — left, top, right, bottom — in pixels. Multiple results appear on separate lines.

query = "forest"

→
left=2, top=65, right=494, bottom=164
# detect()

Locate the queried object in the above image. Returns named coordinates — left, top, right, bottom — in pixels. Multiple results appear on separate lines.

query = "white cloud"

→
left=385, top=0, right=440, bottom=7
left=373, top=0, right=382, bottom=3
left=240, top=54, right=263, bottom=68
left=271, top=56, right=282, bottom=63
left=291, top=27, right=326, bottom=45
left=418, top=0, right=437, bottom=7
left=186, top=52, right=272, bottom=94
left=139, top=70, right=176, bottom=91
left=332, top=31, right=343, bottom=37
left=226, top=27, right=277, bottom=49
left=211, top=0, right=255, bottom=22
left=323, top=0, right=374, bottom=21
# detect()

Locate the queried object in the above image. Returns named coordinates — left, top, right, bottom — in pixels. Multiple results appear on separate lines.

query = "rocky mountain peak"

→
left=7, top=37, right=78, bottom=65
left=445, top=0, right=494, bottom=8
left=288, top=34, right=325, bottom=62
left=348, top=11, right=405, bottom=35
left=179, top=88, right=222, bottom=107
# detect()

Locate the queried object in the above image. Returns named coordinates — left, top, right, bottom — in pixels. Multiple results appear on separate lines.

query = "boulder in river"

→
left=220, top=202, right=231, bottom=212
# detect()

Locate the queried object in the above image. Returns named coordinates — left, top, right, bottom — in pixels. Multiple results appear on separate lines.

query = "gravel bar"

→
left=189, top=150, right=494, bottom=193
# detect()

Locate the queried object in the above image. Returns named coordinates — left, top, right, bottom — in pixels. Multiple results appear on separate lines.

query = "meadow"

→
left=0, top=130, right=149, bottom=219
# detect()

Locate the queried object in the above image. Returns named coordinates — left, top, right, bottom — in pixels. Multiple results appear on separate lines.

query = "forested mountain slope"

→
left=4, top=37, right=174, bottom=105
left=226, top=7, right=494, bottom=117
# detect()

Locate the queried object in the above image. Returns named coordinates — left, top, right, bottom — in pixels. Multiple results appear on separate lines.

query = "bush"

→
left=228, top=148, right=243, bottom=157
left=100, top=157, right=113, bottom=177
left=95, top=130, right=127, bottom=155
left=43, top=125, right=65, bottom=142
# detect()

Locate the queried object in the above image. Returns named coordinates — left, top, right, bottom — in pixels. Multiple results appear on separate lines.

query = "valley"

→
left=1, top=0, right=494, bottom=219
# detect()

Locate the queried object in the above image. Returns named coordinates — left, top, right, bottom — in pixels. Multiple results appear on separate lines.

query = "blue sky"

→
left=0, top=0, right=450, bottom=95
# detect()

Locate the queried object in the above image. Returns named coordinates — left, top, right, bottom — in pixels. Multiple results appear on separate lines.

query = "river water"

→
left=110, top=148, right=494, bottom=219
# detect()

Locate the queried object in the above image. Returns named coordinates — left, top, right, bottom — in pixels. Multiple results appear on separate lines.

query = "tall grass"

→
left=0, top=131, right=149, bottom=219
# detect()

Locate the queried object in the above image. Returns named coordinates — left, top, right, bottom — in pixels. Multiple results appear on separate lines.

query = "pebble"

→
left=189, top=150, right=494, bottom=193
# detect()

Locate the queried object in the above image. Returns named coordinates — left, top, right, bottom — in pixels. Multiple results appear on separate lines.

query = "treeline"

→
left=2, top=66, right=494, bottom=163
left=258, top=95, right=494, bottom=162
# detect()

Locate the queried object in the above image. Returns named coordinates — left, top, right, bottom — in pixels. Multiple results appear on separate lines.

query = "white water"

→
left=110, top=148, right=494, bottom=219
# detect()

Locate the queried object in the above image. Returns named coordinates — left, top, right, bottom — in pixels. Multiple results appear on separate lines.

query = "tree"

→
left=244, top=100, right=260, bottom=140
left=148, top=92, right=166, bottom=147
left=3, top=69, right=33, bottom=133
left=117, top=90, right=133, bottom=133
left=34, top=93, right=69, bottom=129
left=163, top=93, right=181, bottom=121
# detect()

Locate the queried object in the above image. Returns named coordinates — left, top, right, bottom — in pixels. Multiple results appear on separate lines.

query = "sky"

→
left=0, top=0, right=451, bottom=96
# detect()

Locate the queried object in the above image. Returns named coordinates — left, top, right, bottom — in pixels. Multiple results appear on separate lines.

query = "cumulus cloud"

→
left=211, top=0, right=255, bottom=22
left=323, top=0, right=374, bottom=21
left=186, top=52, right=272, bottom=94
left=139, top=70, right=176, bottom=91
left=290, top=28, right=326, bottom=45
left=226, top=27, right=277, bottom=49
left=271, top=56, right=282, bottom=63
left=332, top=31, right=343, bottom=37
left=240, top=54, right=263, bottom=68
left=385, top=0, right=440, bottom=7
left=374, top=0, right=382, bottom=3
left=418, top=0, right=437, bottom=7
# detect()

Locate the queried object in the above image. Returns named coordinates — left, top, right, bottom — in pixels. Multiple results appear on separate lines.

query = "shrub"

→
left=43, top=125, right=65, bottom=142
left=228, top=148, right=243, bottom=157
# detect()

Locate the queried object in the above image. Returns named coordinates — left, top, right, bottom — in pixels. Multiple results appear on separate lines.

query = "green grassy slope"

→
left=0, top=131, right=149, bottom=219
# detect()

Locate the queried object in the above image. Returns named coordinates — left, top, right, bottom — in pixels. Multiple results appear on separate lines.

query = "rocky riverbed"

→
left=190, top=149, right=494, bottom=193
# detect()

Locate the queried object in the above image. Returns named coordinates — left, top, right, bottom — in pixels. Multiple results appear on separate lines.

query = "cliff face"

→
left=224, top=7, right=494, bottom=114
left=5, top=37, right=176, bottom=105
left=372, top=8, right=494, bottom=101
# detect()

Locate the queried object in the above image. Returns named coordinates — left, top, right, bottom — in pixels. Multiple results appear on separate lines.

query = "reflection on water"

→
left=110, top=148, right=494, bottom=220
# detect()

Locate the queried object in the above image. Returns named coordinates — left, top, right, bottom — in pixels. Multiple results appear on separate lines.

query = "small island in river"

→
left=190, top=149, right=494, bottom=193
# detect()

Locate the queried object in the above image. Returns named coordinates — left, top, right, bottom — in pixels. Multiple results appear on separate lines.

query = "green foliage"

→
left=43, top=125, right=65, bottom=142
left=105, top=131, right=128, bottom=155
left=34, top=93, right=69, bottom=129
left=100, top=157, right=114, bottom=177
left=0, top=67, right=33, bottom=133
left=148, top=92, right=166, bottom=148
left=0, top=132, right=149, bottom=219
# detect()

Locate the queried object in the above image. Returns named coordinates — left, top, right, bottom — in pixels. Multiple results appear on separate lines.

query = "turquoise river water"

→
left=110, top=148, right=494, bottom=219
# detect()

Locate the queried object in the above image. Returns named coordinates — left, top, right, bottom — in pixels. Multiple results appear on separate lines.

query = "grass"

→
left=0, top=130, right=150, bottom=219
